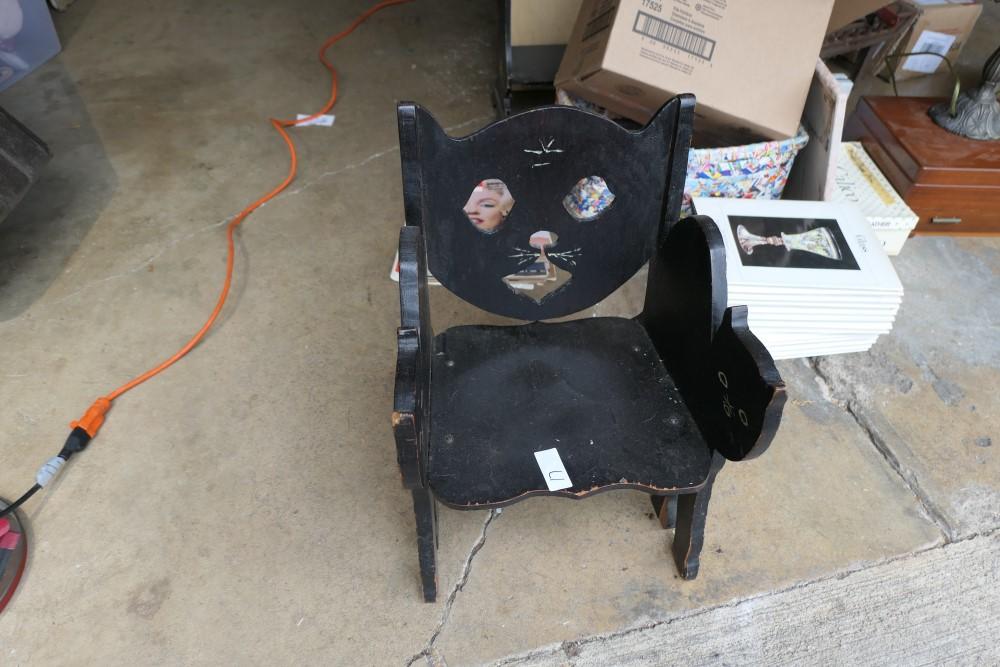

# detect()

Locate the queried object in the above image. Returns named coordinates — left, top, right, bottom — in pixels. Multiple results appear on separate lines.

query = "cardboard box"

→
left=784, top=59, right=854, bottom=202
left=883, top=0, right=982, bottom=81
left=555, top=0, right=835, bottom=140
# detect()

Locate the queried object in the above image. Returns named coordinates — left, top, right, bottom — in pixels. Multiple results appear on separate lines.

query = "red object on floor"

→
left=0, top=532, right=18, bottom=550
left=0, top=508, right=26, bottom=614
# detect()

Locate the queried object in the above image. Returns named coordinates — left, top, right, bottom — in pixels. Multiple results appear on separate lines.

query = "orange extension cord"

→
left=68, top=0, right=413, bottom=438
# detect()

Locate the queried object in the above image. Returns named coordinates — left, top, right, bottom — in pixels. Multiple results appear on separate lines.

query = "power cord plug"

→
left=0, top=398, right=109, bottom=520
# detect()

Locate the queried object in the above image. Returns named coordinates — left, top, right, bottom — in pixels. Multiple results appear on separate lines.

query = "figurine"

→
left=930, top=44, right=1000, bottom=141
left=736, top=224, right=844, bottom=262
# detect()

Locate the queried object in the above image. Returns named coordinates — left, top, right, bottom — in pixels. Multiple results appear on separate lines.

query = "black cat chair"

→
left=392, top=95, right=785, bottom=602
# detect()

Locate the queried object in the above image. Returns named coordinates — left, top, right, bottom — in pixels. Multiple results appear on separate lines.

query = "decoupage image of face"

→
left=463, top=179, right=514, bottom=233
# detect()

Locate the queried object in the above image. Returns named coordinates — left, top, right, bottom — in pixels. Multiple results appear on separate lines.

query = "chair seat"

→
left=428, top=318, right=712, bottom=508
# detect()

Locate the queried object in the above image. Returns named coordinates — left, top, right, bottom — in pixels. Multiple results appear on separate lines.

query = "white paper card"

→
left=691, top=198, right=903, bottom=295
left=903, top=30, right=956, bottom=73
left=534, top=448, right=572, bottom=491
left=295, top=114, right=336, bottom=127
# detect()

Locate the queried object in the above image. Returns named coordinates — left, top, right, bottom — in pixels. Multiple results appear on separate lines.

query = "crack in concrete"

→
left=3, top=114, right=492, bottom=331
left=808, top=358, right=956, bottom=542
left=484, top=353, right=975, bottom=665
left=490, top=525, right=1000, bottom=666
left=280, top=146, right=400, bottom=200
left=46, top=217, right=235, bottom=310
left=406, top=509, right=498, bottom=667
left=43, top=143, right=401, bottom=311
left=278, top=114, right=490, bottom=201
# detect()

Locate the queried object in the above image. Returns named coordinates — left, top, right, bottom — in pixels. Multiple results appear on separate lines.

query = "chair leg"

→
left=672, top=452, right=725, bottom=580
left=650, top=495, right=676, bottom=528
left=411, top=487, right=438, bottom=602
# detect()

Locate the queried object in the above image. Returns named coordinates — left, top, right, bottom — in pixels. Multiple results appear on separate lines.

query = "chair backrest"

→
left=397, top=96, right=694, bottom=320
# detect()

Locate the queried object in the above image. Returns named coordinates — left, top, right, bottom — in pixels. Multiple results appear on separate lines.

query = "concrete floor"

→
left=0, top=1, right=998, bottom=665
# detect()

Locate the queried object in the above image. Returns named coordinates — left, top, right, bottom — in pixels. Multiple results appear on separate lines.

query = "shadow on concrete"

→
left=0, top=60, right=116, bottom=321
left=48, top=0, right=100, bottom=50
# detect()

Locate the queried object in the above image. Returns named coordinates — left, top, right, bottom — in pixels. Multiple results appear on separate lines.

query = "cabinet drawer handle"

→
left=931, top=216, right=962, bottom=225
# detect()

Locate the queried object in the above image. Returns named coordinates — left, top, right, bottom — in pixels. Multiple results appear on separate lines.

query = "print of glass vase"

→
left=736, top=224, right=843, bottom=261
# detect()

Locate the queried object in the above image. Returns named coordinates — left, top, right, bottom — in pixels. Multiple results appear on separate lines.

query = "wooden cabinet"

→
left=844, top=96, right=1000, bottom=236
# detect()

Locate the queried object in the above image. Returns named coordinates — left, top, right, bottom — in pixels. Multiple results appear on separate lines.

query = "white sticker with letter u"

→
left=534, top=448, right=573, bottom=491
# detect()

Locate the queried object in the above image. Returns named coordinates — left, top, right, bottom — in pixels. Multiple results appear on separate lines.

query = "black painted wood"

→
left=411, top=487, right=438, bottom=602
left=395, top=225, right=439, bottom=601
left=392, top=95, right=787, bottom=598
left=672, top=451, right=726, bottom=579
left=706, top=307, right=787, bottom=461
left=428, top=318, right=712, bottom=508
left=397, top=105, right=424, bottom=229
left=392, top=226, right=432, bottom=489
left=663, top=96, right=695, bottom=245
left=641, top=216, right=785, bottom=462
left=396, top=96, right=691, bottom=321
left=640, top=215, right=728, bottom=394
left=392, top=330, right=421, bottom=488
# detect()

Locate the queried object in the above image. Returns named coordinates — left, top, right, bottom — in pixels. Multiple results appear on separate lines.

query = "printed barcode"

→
left=632, top=11, right=715, bottom=61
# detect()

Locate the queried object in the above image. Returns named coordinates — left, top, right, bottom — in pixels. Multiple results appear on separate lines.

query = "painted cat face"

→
left=466, top=173, right=618, bottom=304
left=404, top=100, right=682, bottom=320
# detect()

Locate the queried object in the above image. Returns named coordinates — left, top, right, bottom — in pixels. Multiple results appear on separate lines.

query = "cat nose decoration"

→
left=503, top=230, right=574, bottom=305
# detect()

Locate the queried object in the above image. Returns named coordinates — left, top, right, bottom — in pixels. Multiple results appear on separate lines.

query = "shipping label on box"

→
left=556, top=0, right=834, bottom=139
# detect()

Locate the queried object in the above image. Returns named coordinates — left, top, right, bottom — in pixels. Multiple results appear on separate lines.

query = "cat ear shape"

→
left=638, top=95, right=694, bottom=229
left=638, top=94, right=694, bottom=138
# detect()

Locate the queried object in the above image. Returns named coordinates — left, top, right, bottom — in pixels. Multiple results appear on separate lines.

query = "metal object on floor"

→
left=0, top=498, right=28, bottom=614
left=930, top=44, right=1000, bottom=141
left=0, top=106, right=52, bottom=224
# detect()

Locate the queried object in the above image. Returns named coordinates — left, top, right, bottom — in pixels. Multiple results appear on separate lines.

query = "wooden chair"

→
left=392, top=95, right=786, bottom=602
